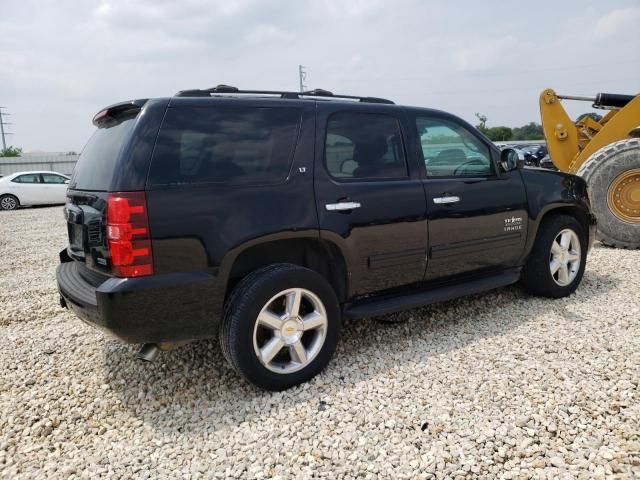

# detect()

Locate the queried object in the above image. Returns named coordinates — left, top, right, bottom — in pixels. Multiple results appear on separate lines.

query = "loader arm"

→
left=539, top=88, right=640, bottom=173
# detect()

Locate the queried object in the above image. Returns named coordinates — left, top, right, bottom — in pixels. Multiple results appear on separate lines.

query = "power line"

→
left=0, top=107, right=12, bottom=151
left=298, top=65, right=307, bottom=93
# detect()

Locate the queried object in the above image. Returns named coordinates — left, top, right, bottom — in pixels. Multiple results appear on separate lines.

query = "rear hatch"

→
left=65, top=101, right=148, bottom=283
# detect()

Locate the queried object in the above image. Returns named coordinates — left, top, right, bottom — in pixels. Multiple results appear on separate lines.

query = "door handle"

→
left=325, top=201, right=361, bottom=211
left=433, top=196, right=460, bottom=204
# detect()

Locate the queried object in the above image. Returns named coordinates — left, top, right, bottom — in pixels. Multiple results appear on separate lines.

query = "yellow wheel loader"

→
left=540, top=89, right=640, bottom=248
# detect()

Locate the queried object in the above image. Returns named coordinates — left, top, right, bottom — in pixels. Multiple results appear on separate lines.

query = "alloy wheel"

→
left=549, top=228, right=581, bottom=286
left=252, top=288, right=328, bottom=374
left=0, top=197, right=17, bottom=210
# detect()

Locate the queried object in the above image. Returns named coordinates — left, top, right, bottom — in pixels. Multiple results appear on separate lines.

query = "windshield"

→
left=70, top=116, right=137, bottom=191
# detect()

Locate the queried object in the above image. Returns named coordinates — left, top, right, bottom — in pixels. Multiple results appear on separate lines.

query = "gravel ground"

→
left=1, top=206, right=639, bottom=479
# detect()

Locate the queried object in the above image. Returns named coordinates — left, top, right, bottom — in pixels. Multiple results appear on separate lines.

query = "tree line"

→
left=474, top=112, right=602, bottom=142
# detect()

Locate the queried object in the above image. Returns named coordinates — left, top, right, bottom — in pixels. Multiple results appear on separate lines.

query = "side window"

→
left=13, top=174, right=41, bottom=184
left=325, top=112, right=408, bottom=180
left=42, top=174, right=68, bottom=184
left=149, top=106, right=301, bottom=186
left=416, top=117, right=494, bottom=177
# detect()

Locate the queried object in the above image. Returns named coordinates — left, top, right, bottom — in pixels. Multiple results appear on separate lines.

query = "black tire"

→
left=577, top=139, right=640, bottom=249
left=521, top=214, right=587, bottom=298
left=0, top=194, right=19, bottom=211
left=220, top=264, right=341, bottom=391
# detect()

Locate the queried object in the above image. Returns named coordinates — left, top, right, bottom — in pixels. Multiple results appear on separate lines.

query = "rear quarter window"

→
left=71, top=116, right=138, bottom=191
left=148, top=106, right=301, bottom=187
left=13, top=174, right=41, bottom=183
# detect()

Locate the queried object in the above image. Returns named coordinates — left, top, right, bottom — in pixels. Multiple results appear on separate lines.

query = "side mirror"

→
left=64, top=179, right=70, bottom=184
left=500, top=148, right=524, bottom=172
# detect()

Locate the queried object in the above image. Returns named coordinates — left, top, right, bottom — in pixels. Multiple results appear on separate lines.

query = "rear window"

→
left=148, top=106, right=301, bottom=187
left=71, top=117, right=137, bottom=191
left=13, top=174, right=41, bottom=183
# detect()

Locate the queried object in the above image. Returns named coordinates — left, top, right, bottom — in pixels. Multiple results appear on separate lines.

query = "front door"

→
left=40, top=173, right=69, bottom=203
left=412, top=113, right=529, bottom=279
left=314, top=106, right=428, bottom=296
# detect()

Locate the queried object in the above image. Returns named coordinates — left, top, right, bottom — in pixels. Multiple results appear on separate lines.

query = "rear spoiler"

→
left=93, top=99, right=148, bottom=128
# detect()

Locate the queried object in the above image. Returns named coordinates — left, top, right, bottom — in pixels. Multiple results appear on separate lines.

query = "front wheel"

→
left=521, top=214, right=587, bottom=298
left=220, top=264, right=341, bottom=390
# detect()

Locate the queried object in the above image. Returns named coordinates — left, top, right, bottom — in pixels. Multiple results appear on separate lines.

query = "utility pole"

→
left=0, top=107, right=11, bottom=151
left=298, top=65, right=307, bottom=93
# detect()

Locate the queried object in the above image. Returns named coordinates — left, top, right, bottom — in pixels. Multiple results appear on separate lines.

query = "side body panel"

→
left=9, top=176, right=42, bottom=205
left=518, top=168, right=595, bottom=261
left=423, top=172, right=530, bottom=278
left=144, top=99, right=319, bottom=331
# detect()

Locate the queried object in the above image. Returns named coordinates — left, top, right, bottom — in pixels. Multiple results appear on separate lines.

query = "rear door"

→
left=412, top=112, right=529, bottom=279
left=145, top=99, right=315, bottom=276
left=314, top=105, right=428, bottom=296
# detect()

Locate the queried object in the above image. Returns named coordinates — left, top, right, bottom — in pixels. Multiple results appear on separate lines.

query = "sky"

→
left=1, top=0, right=639, bottom=152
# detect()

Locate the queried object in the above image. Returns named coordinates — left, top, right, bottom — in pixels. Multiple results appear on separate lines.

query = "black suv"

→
left=57, top=86, right=596, bottom=390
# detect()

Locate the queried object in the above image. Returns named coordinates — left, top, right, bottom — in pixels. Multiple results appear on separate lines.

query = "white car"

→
left=0, top=171, right=70, bottom=210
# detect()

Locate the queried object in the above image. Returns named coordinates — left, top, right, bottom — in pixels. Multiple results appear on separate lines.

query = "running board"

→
left=344, top=268, right=521, bottom=319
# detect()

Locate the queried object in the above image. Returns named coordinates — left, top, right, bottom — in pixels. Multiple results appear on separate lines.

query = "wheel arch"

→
left=221, top=235, right=349, bottom=303
left=522, top=204, right=594, bottom=260
left=0, top=192, right=21, bottom=208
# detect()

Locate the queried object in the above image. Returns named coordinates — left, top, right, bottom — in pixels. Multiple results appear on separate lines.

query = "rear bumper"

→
left=57, top=260, right=224, bottom=344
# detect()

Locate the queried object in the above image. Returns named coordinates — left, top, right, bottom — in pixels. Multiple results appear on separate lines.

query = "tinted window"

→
left=416, top=117, right=494, bottom=177
left=71, top=116, right=137, bottom=191
left=42, top=174, right=68, bottom=184
left=149, top=106, right=301, bottom=186
left=13, top=174, right=41, bottom=184
left=325, top=112, right=408, bottom=180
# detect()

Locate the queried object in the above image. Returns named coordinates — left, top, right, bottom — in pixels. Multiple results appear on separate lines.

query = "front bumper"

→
left=57, top=260, right=224, bottom=344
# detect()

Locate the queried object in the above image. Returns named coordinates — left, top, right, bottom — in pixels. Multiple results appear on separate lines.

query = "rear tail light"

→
left=106, top=192, right=153, bottom=277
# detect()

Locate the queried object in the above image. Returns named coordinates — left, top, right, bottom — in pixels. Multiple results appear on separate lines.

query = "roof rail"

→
left=174, top=84, right=394, bottom=104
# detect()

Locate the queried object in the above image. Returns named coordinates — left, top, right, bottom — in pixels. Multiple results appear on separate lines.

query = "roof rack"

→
left=174, top=84, right=394, bottom=104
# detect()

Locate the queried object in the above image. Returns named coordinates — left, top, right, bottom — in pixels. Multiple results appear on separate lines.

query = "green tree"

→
left=512, top=122, right=544, bottom=141
left=485, top=126, right=513, bottom=141
left=0, top=146, right=23, bottom=157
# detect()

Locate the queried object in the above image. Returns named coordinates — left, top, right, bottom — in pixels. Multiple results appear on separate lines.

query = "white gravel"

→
left=1, top=206, right=639, bottom=479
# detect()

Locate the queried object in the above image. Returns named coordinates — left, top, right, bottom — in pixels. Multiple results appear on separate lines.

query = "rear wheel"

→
left=577, top=139, right=640, bottom=249
left=521, top=214, right=587, bottom=298
left=0, top=195, right=19, bottom=211
left=220, top=264, right=341, bottom=391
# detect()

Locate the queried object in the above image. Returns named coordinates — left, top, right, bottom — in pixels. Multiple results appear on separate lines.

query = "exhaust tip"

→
left=136, top=343, right=160, bottom=362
